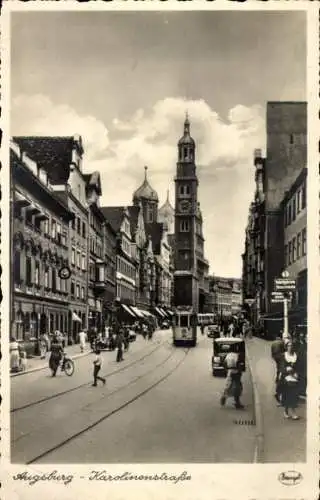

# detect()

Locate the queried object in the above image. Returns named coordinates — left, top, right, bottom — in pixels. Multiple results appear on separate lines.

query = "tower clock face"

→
left=179, top=200, right=191, bottom=213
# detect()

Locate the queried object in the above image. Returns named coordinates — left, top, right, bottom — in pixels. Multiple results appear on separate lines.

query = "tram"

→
left=172, top=307, right=198, bottom=347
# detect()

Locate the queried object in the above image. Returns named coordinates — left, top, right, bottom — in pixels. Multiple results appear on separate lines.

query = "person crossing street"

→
left=92, top=348, right=106, bottom=387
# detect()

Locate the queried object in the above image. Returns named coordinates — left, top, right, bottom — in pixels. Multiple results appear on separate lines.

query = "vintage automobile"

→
left=207, top=324, right=220, bottom=339
left=211, top=337, right=246, bottom=376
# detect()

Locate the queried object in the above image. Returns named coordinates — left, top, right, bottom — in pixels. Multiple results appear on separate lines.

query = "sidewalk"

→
left=11, top=343, right=92, bottom=377
left=246, top=337, right=306, bottom=463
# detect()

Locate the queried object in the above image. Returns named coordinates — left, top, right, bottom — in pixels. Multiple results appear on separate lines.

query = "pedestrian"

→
left=200, top=324, right=205, bottom=335
left=79, top=328, right=87, bottom=353
left=116, top=330, right=124, bottom=362
left=280, top=341, right=300, bottom=419
left=39, top=333, right=47, bottom=359
left=220, top=348, right=244, bottom=409
left=296, top=333, right=307, bottom=397
left=10, top=337, right=21, bottom=373
left=49, top=335, right=63, bottom=377
left=271, top=333, right=285, bottom=404
left=92, top=348, right=106, bottom=387
left=228, top=322, right=235, bottom=338
left=123, top=327, right=130, bottom=352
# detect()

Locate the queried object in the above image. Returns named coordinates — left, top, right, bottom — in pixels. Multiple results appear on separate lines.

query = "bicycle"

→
left=60, top=352, right=75, bottom=376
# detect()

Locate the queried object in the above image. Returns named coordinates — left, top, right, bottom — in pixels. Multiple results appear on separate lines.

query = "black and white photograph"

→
left=1, top=3, right=319, bottom=500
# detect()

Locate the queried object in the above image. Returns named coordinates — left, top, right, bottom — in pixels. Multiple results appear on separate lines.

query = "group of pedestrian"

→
left=271, top=332, right=306, bottom=420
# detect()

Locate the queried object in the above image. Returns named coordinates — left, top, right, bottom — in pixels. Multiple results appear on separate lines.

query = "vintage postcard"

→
left=1, top=1, right=319, bottom=499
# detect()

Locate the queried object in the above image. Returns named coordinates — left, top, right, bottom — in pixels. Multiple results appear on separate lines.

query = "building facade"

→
left=282, top=167, right=307, bottom=328
left=15, top=135, right=90, bottom=342
left=173, top=115, right=209, bottom=312
left=85, top=172, right=107, bottom=333
left=11, top=140, right=73, bottom=354
left=242, top=102, right=307, bottom=337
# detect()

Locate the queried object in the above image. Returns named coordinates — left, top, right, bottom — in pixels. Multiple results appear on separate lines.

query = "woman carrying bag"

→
left=280, top=341, right=300, bottom=420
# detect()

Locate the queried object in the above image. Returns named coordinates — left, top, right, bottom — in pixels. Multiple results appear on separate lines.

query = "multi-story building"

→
left=85, top=172, right=107, bottom=333
left=242, top=102, right=307, bottom=337
left=282, top=167, right=307, bottom=328
left=231, top=278, right=242, bottom=315
left=173, top=115, right=209, bottom=312
left=132, top=167, right=173, bottom=319
left=209, top=276, right=233, bottom=318
left=102, top=218, right=117, bottom=327
left=11, top=140, right=73, bottom=354
left=15, top=135, right=90, bottom=342
left=101, top=206, right=138, bottom=322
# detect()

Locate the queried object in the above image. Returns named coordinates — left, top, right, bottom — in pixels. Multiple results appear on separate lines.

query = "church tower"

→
left=173, top=114, right=200, bottom=311
left=133, top=166, right=159, bottom=223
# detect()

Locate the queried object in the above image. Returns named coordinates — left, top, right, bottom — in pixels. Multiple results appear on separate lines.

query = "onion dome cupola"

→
left=133, top=166, right=159, bottom=204
left=178, top=112, right=195, bottom=163
left=133, top=166, right=159, bottom=224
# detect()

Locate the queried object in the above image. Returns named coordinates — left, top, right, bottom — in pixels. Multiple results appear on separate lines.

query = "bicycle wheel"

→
left=64, top=359, right=74, bottom=376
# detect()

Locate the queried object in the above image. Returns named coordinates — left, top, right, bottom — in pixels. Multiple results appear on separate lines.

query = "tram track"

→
left=22, top=346, right=190, bottom=464
left=11, top=339, right=171, bottom=413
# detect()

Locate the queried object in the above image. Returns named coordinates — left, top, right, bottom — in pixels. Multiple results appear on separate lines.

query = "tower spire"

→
left=184, top=111, right=190, bottom=135
left=144, top=165, right=148, bottom=181
left=166, top=188, right=170, bottom=203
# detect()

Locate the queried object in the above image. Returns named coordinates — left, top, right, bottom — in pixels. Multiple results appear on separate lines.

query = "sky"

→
left=11, top=11, right=306, bottom=278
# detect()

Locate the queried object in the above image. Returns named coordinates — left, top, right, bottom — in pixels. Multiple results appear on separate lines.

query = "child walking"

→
left=92, top=349, right=106, bottom=387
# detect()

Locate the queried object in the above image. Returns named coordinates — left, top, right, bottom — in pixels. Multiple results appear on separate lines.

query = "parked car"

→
left=207, top=324, right=220, bottom=339
left=161, top=320, right=170, bottom=330
left=211, top=337, right=246, bottom=376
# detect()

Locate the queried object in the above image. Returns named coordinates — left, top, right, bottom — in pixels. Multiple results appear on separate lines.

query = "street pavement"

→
left=11, top=329, right=256, bottom=464
left=246, top=337, right=306, bottom=463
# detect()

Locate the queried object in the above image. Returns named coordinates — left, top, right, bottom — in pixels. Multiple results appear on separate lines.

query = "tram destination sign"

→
left=274, top=278, right=296, bottom=292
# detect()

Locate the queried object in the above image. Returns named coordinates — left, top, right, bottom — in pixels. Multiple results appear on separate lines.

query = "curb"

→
left=10, top=350, right=92, bottom=378
left=246, top=340, right=264, bottom=463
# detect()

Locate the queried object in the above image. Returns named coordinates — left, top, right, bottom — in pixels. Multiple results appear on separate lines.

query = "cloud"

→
left=11, top=94, right=266, bottom=276
left=12, top=94, right=110, bottom=163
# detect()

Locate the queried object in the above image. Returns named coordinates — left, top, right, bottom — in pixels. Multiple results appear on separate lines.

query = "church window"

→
left=180, top=220, right=190, bottom=232
left=148, top=208, right=154, bottom=223
left=179, top=185, right=190, bottom=196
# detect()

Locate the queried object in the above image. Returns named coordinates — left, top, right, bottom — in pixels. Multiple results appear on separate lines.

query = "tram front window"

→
left=180, top=315, right=189, bottom=328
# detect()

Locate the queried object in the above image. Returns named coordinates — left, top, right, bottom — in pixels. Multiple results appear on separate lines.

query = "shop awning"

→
left=166, top=309, right=174, bottom=316
left=130, top=306, right=145, bottom=318
left=121, top=304, right=136, bottom=317
left=72, top=312, right=82, bottom=323
left=140, top=309, right=153, bottom=318
left=155, top=307, right=165, bottom=317
left=160, top=308, right=169, bottom=317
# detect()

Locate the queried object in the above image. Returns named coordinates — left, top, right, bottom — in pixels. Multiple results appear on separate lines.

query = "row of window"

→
left=117, top=256, right=136, bottom=280
left=14, top=253, right=68, bottom=293
left=14, top=205, right=69, bottom=247
left=284, top=228, right=307, bottom=267
left=70, top=281, right=86, bottom=300
left=71, top=213, right=87, bottom=238
left=71, top=248, right=87, bottom=270
left=284, top=182, right=306, bottom=228
left=89, top=236, right=103, bottom=258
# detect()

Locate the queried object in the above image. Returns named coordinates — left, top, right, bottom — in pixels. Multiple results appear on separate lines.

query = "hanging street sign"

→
left=271, top=292, right=284, bottom=299
left=274, top=278, right=296, bottom=292
left=271, top=298, right=285, bottom=304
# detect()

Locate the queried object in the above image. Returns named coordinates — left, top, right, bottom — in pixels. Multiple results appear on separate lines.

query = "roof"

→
left=178, top=115, right=195, bottom=147
left=100, top=206, right=125, bottom=233
left=133, top=166, right=158, bottom=203
left=13, top=136, right=78, bottom=185
left=145, top=222, right=164, bottom=254
left=158, top=190, right=174, bottom=216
